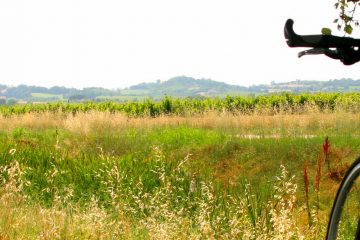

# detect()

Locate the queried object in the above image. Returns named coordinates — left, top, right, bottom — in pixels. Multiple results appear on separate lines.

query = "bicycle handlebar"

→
left=284, top=19, right=360, bottom=65
left=285, top=19, right=360, bottom=48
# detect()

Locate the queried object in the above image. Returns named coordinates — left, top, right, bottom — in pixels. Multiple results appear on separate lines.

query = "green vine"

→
left=333, top=0, right=360, bottom=34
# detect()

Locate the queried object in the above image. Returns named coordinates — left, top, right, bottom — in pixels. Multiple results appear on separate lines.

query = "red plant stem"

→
left=323, top=136, right=330, bottom=171
left=315, top=156, right=322, bottom=215
left=303, top=161, right=312, bottom=227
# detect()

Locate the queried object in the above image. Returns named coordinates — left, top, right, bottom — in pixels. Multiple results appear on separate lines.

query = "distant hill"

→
left=126, top=76, right=249, bottom=97
left=1, top=76, right=360, bottom=103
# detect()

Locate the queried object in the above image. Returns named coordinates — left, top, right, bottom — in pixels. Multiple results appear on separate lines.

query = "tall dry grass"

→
left=0, top=111, right=359, bottom=137
left=0, top=110, right=357, bottom=239
left=0, top=149, right=323, bottom=239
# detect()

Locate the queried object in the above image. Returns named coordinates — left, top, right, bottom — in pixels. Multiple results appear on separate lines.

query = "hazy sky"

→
left=0, top=0, right=359, bottom=89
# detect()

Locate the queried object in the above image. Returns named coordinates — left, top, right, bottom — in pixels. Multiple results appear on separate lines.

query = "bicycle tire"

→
left=326, top=156, right=360, bottom=240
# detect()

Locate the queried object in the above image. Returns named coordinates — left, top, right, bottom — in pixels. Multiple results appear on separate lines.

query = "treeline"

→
left=1, top=93, right=360, bottom=117
left=270, top=78, right=360, bottom=93
left=0, top=76, right=248, bottom=101
left=0, top=84, right=122, bottom=100
left=2, top=77, right=360, bottom=101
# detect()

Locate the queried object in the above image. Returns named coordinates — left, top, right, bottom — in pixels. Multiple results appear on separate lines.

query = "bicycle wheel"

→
left=326, top=156, right=360, bottom=240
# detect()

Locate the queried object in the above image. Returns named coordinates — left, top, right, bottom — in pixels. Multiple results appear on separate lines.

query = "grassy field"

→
left=0, top=110, right=359, bottom=239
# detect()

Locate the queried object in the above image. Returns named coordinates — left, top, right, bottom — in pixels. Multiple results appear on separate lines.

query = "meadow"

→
left=0, top=94, right=360, bottom=239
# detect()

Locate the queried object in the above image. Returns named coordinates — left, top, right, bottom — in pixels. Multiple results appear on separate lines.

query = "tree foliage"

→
left=334, top=0, right=360, bottom=34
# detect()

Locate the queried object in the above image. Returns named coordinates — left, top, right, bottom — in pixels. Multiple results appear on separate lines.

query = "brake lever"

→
left=298, top=47, right=360, bottom=65
left=298, top=48, right=346, bottom=61
left=298, top=48, right=327, bottom=58
left=298, top=48, right=342, bottom=60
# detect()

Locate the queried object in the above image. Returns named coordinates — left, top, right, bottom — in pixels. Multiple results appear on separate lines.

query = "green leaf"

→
left=321, top=28, right=332, bottom=35
left=344, top=25, right=353, bottom=34
left=333, top=18, right=339, bottom=23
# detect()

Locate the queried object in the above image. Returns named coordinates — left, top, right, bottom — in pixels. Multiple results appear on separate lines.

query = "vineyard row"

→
left=1, top=93, right=360, bottom=116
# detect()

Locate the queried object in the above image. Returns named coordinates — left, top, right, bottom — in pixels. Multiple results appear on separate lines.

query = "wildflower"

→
left=8, top=148, right=16, bottom=155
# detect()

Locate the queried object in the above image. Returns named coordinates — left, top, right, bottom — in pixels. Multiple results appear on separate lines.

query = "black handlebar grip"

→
left=284, top=19, right=360, bottom=48
left=284, top=19, right=323, bottom=47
